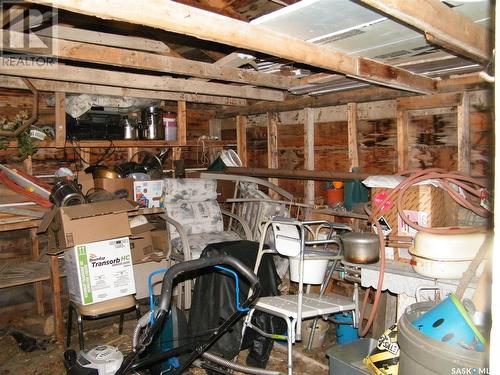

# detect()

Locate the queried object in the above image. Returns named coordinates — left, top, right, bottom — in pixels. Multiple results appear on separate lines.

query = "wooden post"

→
left=50, top=255, right=64, bottom=343
left=372, top=291, right=398, bottom=338
left=396, top=105, right=409, bottom=172
left=236, top=115, right=248, bottom=167
left=80, top=148, right=92, bottom=169
left=304, top=107, right=315, bottom=218
left=457, top=92, right=471, bottom=174
left=55, top=92, right=66, bottom=147
left=177, top=100, right=187, bottom=146
left=347, top=102, right=359, bottom=171
left=23, top=157, right=45, bottom=315
left=267, top=113, right=279, bottom=199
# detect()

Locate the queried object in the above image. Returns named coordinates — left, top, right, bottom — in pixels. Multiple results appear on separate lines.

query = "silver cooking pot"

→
left=340, top=232, right=380, bottom=264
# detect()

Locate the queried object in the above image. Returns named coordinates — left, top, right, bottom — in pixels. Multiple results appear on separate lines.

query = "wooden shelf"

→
left=0, top=260, right=50, bottom=289
left=7, top=139, right=236, bottom=149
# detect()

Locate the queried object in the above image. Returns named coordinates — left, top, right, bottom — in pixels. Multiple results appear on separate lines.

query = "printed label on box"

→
left=372, top=216, right=392, bottom=237
left=398, top=210, right=429, bottom=237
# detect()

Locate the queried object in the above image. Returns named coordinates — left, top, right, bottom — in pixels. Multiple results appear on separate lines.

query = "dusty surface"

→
left=0, top=312, right=336, bottom=375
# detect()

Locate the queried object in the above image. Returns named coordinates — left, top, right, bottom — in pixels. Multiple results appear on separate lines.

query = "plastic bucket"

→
left=162, top=113, right=177, bottom=141
left=301, top=319, right=329, bottom=348
left=333, top=312, right=359, bottom=345
left=207, top=149, right=242, bottom=171
left=398, top=301, right=488, bottom=375
left=326, top=188, right=344, bottom=206
left=412, top=294, right=486, bottom=351
left=289, top=257, right=329, bottom=285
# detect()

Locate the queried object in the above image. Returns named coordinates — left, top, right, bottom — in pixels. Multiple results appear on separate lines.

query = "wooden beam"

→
left=27, top=0, right=436, bottom=93
left=1, top=30, right=296, bottom=89
left=358, top=0, right=491, bottom=63
left=54, top=92, right=66, bottom=147
left=396, top=106, right=408, bottom=172
left=0, top=75, right=247, bottom=106
left=38, top=25, right=170, bottom=53
left=457, top=92, right=471, bottom=174
left=1, top=4, right=25, bottom=28
left=347, top=102, right=359, bottom=171
left=304, top=107, right=315, bottom=218
left=398, top=92, right=462, bottom=110
left=177, top=100, right=187, bottom=146
left=267, top=113, right=279, bottom=199
left=0, top=60, right=284, bottom=101
left=236, top=115, right=247, bottom=167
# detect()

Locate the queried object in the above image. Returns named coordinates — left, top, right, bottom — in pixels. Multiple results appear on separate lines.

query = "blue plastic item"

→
left=333, top=312, right=359, bottom=345
left=412, top=294, right=486, bottom=351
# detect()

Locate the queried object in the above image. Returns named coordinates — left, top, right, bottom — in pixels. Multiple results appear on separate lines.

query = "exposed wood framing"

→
left=236, top=115, right=248, bottom=167
left=217, top=75, right=488, bottom=118
left=0, top=75, right=247, bottom=106
left=347, top=102, right=359, bottom=171
left=50, top=255, right=63, bottom=342
left=1, top=30, right=296, bottom=89
left=358, top=0, right=491, bottom=63
left=457, top=92, right=471, bottom=174
left=0, top=60, right=285, bottom=101
left=398, top=92, right=462, bottom=110
left=396, top=106, right=408, bottom=172
left=38, top=25, right=170, bottom=53
left=1, top=4, right=25, bottom=28
left=267, top=112, right=279, bottom=199
left=28, top=0, right=436, bottom=93
left=304, top=107, right=315, bottom=217
left=54, top=92, right=66, bottom=148
left=177, top=100, right=187, bottom=146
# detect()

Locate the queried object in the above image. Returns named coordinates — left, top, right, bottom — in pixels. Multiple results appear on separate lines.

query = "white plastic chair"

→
left=242, top=218, right=356, bottom=375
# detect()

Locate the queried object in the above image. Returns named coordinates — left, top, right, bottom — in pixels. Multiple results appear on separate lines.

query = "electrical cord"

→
left=359, top=168, right=490, bottom=337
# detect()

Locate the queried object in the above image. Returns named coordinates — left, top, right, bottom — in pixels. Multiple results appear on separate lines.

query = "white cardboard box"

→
left=134, top=180, right=164, bottom=208
left=64, top=237, right=136, bottom=305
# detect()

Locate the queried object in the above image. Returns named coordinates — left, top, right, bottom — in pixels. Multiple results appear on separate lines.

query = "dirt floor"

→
left=0, top=306, right=337, bottom=375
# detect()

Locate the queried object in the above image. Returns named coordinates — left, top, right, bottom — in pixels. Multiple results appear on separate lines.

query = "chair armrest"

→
left=220, top=209, right=252, bottom=240
left=159, top=214, right=192, bottom=262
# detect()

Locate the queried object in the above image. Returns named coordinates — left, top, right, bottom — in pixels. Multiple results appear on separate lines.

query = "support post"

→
left=304, top=107, right=315, bottom=218
left=236, top=115, right=248, bottom=166
left=396, top=105, right=409, bottom=172
left=267, top=112, right=279, bottom=199
left=347, top=102, right=359, bottom=171
left=55, top=92, right=66, bottom=148
left=457, top=92, right=471, bottom=174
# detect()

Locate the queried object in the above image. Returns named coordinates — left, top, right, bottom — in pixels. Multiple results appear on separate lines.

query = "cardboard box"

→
left=134, top=180, right=164, bottom=208
left=94, top=177, right=134, bottom=199
left=76, top=172, right=95, bottom=195
left=371, top=185, right=456, bottom=237
left=38, top=199, right=137, bottom=253
left=130, top=223, right=170, bottom=264
left=132, top=259, right=169, bottom=299
left=64, top=236, right=136, bottom=305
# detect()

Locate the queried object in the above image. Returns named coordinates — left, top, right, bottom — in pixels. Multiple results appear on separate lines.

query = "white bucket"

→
left=289, top=257, right=329, bottom=285
left=220, top=149, right=242, bottom=167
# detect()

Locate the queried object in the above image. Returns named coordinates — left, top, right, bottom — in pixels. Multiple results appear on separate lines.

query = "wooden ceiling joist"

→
left=0, top=75, right=248, bottom=106
left=0, top=58, right=285, bottom=101
left=1, top=30, right=297, bottom=90
left=358, top=0, right=491, bottom=64
left=27, top=0, right=436, bottom=94
left=38, top=25, right=171, bottom=54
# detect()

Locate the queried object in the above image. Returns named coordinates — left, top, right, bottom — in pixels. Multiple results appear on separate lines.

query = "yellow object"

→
left=364, top=324, right=399, bottom=375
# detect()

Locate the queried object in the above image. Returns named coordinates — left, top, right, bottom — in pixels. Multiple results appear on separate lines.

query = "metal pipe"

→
left=224, top=167, right=374, bottom=181
left=202, top=352, right=281, bottom=375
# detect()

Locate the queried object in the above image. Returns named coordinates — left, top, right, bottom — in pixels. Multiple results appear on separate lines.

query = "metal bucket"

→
left=141, top=106, right=164, bottom=140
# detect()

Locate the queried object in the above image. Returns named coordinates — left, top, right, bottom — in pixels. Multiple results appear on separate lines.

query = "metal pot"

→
left=141, top=106, right=164, bottom=140
left=340, top=232, right=380, bottom=264
left=121, top=116, right=137, bottom=140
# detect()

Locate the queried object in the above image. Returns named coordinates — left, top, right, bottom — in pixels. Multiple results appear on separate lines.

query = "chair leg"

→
left=119, top=313, right=124, bottom=335
left=285, top=318, right=294, bottom=375
left=76, top=314, right=84, bottom=351
left=66, top=305, right=73, bottom=348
